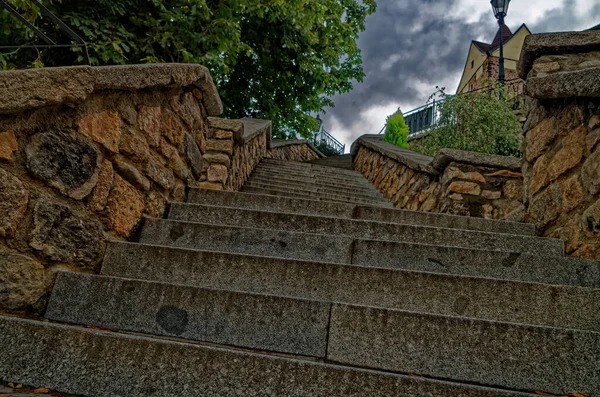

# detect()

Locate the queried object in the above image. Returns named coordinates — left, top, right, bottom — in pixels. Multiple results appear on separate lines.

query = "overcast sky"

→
left=322, top=0, right=600, bottom=151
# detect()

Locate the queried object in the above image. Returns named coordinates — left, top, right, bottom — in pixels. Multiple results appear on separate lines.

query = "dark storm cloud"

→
left=531, top=0, right=600, bottom=33
left=323, top=0, right=497, bottom=130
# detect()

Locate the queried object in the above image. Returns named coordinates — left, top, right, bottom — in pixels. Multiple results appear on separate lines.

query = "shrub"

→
left=383, top=112, right=410, bottom=149
left=315, top=141, right=342, bottom=157
left=417, top=83, right=523, bottom=157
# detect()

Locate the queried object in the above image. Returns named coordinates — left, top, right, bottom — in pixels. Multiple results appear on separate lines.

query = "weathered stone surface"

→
left=137, top=106, right=162, bottom=148
left=547, top=125, right=587, bottom=181
left=481, top=190, right=501, bottom=200
left=503, top=179, right=523, bottom=201
left=526, top=67, right=600, bottom=99
left=0, top=130, right=18, bottom=162
left=433, top=148, right=521, bottom=172
left=29, top=201, right=105, bottom=268
left=183, top=133, right=204, bottom=178
left=198, top=181, right=224, bottom=190
left=590, top=115, right=600, bottom=130
left=587, top=129, right=600, bottom=155
left=144, top=191, right=168, bottom=218
left=528, top=184, right=562, bottom=228
left=214, top=129, right=233, bottom=140
left=447, top=181, right=481, bottom=196
left=207, top=164, right=228, bottom=184
left=0, top=168, right=28, bottom=238
left=118, top=129, right=150, bottom=163
left=89, top=159, right=114, bottom=212
left=106, top=174, right=145, bottom=237
left=582, top=198, right=600, bottom=234
left=79, top=110, right=122, bottom=153
left=486, top=170, right=523, bottom=178
left=203, top=152, right=231, bottom=167
left=208, top=117, right=244, bottom=136
left=172, top=180, right=187, bottom=202
left=92, top=64, right=207, bottom=90
left=532, top=60, right=561, bottom=75
left=525, top=118, right=556, bottom=162
left=162, top=112, right=186, bottom=146
left=167, top=152, right=190, bottom=182
left=206, top=139, right=233, bottom=155
left=180, top=92, right=203, bottom=130
left=582, top=147, right=600, bottom=195
left=561, top=174, right=585, bottom=213
left=26, top=130, right=100, bottom=200
left=443, top=166, right=486, bottom=183
left=144, top=157, right=176, bottom=190
left=529, top=154, right=550, bottom=196
left=113, top=157, right=151, bottom=191
left=0, top=254, right=45, bottom=311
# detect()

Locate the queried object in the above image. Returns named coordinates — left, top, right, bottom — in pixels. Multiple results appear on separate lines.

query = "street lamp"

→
left=490, top=0, right=511, bottom=86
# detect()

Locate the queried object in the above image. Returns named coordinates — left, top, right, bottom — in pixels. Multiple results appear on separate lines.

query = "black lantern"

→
left=491, top=0, right=510, bottom=18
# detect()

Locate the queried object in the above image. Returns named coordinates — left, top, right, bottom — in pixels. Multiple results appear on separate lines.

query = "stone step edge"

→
left=186, top=188, right=536, bottom=236
left=97, top=242, right=600, bottom=331
left=240, top=186, right=393, bottom=207
left=260, top=159, right=362, bottom=175
left=166, top=203, right=563, bottom=256
left=0, top=316, right=540, bottom=397
left=243, top=181, right=385, bottom=200
left=248, top=175, right=377, bottom=191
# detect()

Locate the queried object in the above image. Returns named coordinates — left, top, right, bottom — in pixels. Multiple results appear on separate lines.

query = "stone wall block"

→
left=89, top=159, right=114, bottom=212
left=198, top=181, right=224, bottom=190
left=79, top=110, right=122, bottom=153
left=0, top=168, right=29, bottom=238
left=481, top=190, right=502, bottom=200
left=25, top=130, right=101, bottom=200
left=561, top=174, right=585, bottom=213
left=582, top=198, right=600, bottom=235
left=586, top=129, right=600, bottom=156
left=547, top=125, right=587, bottom=181
left=0, top=130, right=18, bottom=162
left=183, top=133, right=204, bottom=178
left=144, top=157, right=176, bottom=191
left=447, top=181, right=481, bottom=196
left=144, top=191, right=168, bottom=218
left=180, top=92, right=203, bottom=131
left=525, top=117, right=556, bottom=162
left=503, top=179, right=524, bottom=202
left=0, top=253, right=46, bottom=311
left=206, top=139, right=233, bottom=155
left=137, top=106, right=162, bottom=148
left=162, top=112, right=186, bottom=147
left=119, top=128, right=150, bottom=163
left=529, top=154, right=551, bottom=196
left=167, top=153, right=191, bottom=182
left=203, top=153, right=231, bottom=168
left=207, top=164, right=228, bottom=184
left=172, top=180, right=187, bottom=202
left=29, top=201, right=105, bottom=268
left=528, top=184, right=562, bottom=228
left=106, top=174, right=145, bottom=237
left=215, top=130, right=233, bottom=140
left=113, top=157, right=151, bottom=191
left=582, top=147, right=600, bottom=195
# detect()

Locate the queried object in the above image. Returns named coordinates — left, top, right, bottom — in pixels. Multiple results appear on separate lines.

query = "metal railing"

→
left=313, top=127, right=345, bottom=155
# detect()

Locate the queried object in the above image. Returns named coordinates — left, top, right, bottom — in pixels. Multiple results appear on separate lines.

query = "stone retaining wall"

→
left=265, top=139, right=324, bottom=162
left=519, top=30, right=600, bottom=259
left=0, top=64, right=271, bottom=314
left=352, top=135, right=524, bottom=219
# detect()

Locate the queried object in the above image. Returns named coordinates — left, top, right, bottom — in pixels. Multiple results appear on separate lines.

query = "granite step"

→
left=186, top=189, right=536, bottom=236
left=166, top=204, right=563, bottom=256
left=243, top=181, right=385, bottom=201
left=46, top=272, right=330, bottom=357
left=260, top=158, right=362, bottom=176
left=254, top=162, right=365, bottom=178
left=309, top=154, right=354, bottom=170
left=240, top=186, right=394, bottom=207
left=101, top=242, right=600, bottom=330
left=0, top=316, right=541, bottom=397
left=247, top=174, right=377, bottom=193
left=251, top=166, right=368, bottom=185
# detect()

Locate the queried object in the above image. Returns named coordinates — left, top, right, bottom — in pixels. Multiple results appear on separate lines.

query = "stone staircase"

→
left=1, top=158, right=599, bottom=396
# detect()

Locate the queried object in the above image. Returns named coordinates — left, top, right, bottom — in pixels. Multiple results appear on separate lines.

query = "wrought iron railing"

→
left=313, top=127, right=345, bottom=155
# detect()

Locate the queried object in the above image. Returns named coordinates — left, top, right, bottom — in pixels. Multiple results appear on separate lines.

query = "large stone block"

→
left=79, top=110, right=122, bottom=153
left=118, top=128, right=150, bottom=163
left=582, top=198, right=600, bottom=235
left=183, top=133, right=204, bottom=178
left=106, top=175, right=145, bottom=237
left=446, top=181, right=481, bottom=196
left=89, top=159, right=114, bottom=212
left=0, top=253, right=45, bottom=311
left=0, top=130, right=17, bottom=162
left=561, top=174, right=585, bottom=213
left=206, top=139, right=233, bottom=155
left=25, top=130, right=100, bottom=200
left=162, top=112, right=186, bottom=146
left=137, top=106, right=162, bottom=148
left=179, top=92, right=203, bottom=130
left=547, top=125, right=587, bottom=181
left=29, top=201, right=105, bottom=268
left=144, top=157, right=176, bottom=191
left=113, top=157, right=151, bottom=191
left=207, top=164, right=228, bottom=184
left=528, top=184, right=562, bottom=228
left=582, top=146, right=600, bottom=195
left=0, top=168, right=28, bottom=238
left=525, top=118, right=556, bottom=162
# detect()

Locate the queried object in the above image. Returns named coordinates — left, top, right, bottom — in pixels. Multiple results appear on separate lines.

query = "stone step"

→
left=252, top=165, right=368, bottom=184
left=0, top=316, right=540, bottom=397
left=248, top=174, right=377, bottom=192
left=166, top=204, right=563, bottom=256
left=101, top=242, right=600, bottom=331
left=186, top=189, right=536, bottom=236
left=260, top=158, right=363, bottom=176
left=243, top=181, right=385, bottom=201
left=46, top=272, right=330, bottom=357
left=240, top=186, right=394, bottom=208
left=309, top=154, right=354, bottom=170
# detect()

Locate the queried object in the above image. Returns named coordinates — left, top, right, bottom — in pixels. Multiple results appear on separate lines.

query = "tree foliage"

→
left=383, top=111, right=410, bottom=149
left=417, top=83, right=523, bottom=157
left=0, top=0, right=376, bottom=139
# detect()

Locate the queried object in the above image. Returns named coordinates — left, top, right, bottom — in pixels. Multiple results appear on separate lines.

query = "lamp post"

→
left=490, top=0, right=511, bottom=87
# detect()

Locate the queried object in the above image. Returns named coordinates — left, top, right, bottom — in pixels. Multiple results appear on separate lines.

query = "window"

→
left=471, top=60, right=475, bottom=69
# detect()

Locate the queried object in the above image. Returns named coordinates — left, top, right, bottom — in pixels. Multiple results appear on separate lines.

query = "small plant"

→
left=315, top=141, right=341, bottom=157
left=383, top=112, right=410, bottom=149
left=417, top=83, right=523, bottom=157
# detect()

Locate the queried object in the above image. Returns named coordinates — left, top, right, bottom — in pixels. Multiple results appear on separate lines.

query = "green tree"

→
left=418, top=83, right=523, bottom=157
left=0, top=0, right=376, bottom=139
left=383, top=111, right=410, bottom=149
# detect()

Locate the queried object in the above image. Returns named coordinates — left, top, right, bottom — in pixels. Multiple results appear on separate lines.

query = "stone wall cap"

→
left=240, top=117, right=272, bottom=147
left=525, top=66, right=600, bottom=99
left=432, top=148, right=522, bottom=171
left=271, top=139, right=325, bottom=158
left=0, top=63, right=223, bottom=116
left=519, top=30, right=600, bottom=79
left=351, top=134, right=437, bottom=175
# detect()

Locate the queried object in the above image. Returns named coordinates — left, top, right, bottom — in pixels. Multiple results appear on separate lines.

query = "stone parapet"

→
left=519, top=29, right=600, bottom=259
left=265, top=139, right=324, bottom=162
left=352, top=135, right=524, bottom=219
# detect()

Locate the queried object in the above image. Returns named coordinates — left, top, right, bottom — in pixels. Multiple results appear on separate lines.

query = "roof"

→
left=491, top=25, right=513, bottom=48
left=471, top=24, right=530, bottom=54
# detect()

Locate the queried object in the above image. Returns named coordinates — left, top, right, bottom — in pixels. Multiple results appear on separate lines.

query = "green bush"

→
left=315, top=141, right=341, bottom=157
left=383, top=112, right=410, bottom=149
left=417, top=83, right=523, bottom=157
